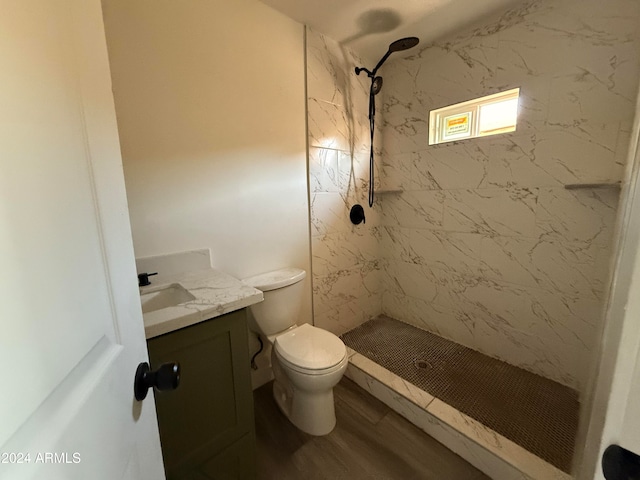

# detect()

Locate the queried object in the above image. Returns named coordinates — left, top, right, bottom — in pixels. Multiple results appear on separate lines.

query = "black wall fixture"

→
left=350, top=204, right=366, bottom=225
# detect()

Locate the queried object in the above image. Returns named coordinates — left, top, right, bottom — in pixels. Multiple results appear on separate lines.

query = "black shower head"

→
left=355, top=36, right=420, bottom=79
left=372, top=36, right=420, bottom=74
left=371, top=76, right=383, bottom=95
left=388, top=36, right=420, bottom=52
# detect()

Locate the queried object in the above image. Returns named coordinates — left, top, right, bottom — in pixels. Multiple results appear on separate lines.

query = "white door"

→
left=0, top=1, right=165, bottom=479
left=581, top=106, right=640, bottom=478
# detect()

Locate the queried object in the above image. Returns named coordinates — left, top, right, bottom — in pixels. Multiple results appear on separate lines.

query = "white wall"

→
left=101, top=0, right=312, bottom=323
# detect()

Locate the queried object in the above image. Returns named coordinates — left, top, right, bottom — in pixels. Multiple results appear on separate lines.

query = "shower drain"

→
left=414, top=358, right=430, bottom=370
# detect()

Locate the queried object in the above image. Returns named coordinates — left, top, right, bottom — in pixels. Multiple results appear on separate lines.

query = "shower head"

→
left=371, top=76, right=383, bottom=95
left=388, top=37, right=420, bottom=53
left=372, top=36, right=420, bottom=74
left=354, top=36, right=420, bottom=79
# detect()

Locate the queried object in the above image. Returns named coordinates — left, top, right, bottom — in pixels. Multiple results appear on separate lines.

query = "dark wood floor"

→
left=254, top=377, right=490, bottom=480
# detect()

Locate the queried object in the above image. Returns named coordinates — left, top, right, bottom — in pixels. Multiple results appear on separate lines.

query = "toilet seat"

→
left=274, top=323, right=347, bottom=374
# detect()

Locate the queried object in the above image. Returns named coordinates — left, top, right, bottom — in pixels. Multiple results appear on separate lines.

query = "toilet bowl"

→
left=242, top=268, right=348, bottom=436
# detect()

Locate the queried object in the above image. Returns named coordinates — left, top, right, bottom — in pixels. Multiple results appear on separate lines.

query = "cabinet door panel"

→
left=148, top=310, right=255, bottom=479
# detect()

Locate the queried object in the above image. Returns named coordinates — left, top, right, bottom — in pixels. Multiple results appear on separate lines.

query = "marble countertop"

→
left=140, top=268, right=263, bottom=339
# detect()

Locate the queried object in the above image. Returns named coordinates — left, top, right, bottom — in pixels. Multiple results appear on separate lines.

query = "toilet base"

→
left=272, top=380, right=337, bottom=436
left=271, top=351, right=347, bottom=436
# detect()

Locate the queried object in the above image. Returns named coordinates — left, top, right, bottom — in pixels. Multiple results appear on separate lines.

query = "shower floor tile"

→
left=340, top=316, right=579, bottom=474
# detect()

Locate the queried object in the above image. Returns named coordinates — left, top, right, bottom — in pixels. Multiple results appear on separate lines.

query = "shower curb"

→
left=344, top=347, right=571, bottom=480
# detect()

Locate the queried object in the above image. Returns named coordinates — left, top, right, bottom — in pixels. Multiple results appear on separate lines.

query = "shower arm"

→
left=355, top=66, right=374, bottom=78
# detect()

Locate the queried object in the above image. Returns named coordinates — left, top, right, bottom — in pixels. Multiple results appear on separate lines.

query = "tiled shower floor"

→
left=340, top=316, right=579, bottom=473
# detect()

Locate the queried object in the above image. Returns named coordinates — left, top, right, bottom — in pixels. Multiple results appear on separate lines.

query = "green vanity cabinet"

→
left=147, top=309, right=256, bottom=480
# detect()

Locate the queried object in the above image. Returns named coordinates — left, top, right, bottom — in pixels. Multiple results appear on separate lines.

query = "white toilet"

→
left=242, top=268, right=348, bottom=436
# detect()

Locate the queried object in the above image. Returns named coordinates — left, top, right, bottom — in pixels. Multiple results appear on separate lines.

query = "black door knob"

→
left=134, top=361, right=180, bottom=401
left=602, top=444, right=640, bottom=479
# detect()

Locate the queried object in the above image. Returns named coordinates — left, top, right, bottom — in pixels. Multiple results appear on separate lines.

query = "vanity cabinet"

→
left=147, top=309, right=256, bottom=480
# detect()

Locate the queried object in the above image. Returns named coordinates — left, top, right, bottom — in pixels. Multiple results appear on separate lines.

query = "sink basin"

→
left=141, top=284, right=196, bottom=313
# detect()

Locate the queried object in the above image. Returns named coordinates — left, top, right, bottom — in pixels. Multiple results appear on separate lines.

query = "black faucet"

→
left=138, top=272, right=158, bottom=287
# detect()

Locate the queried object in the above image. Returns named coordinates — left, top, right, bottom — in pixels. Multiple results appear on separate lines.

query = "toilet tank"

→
left=242, top=268, right=306, bottom=336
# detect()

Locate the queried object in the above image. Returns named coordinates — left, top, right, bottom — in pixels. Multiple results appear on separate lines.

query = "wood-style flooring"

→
left=254, top=377, right=490, bottom=480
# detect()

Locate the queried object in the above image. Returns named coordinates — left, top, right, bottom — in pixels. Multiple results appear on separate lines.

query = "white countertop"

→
left=140, top=268, right=263, bottom=339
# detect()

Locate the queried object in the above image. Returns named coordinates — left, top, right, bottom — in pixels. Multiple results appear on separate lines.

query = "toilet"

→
left=242, top=268, right=348, bottom=436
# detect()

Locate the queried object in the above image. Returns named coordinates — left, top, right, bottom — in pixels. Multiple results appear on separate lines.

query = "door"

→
left=0, top=1, right=165, bottom=479
left=581, top=103, right=640, bottom=478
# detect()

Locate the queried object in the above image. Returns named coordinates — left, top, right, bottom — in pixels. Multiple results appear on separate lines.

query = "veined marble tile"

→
left=564, top=0, right=640, bottom=23
left=443, top=188, right=539, bottom=237
left=536, top=187, right=619, bottom=245
left=306, top=28, right=372, bottom=113
left=309, top=147, right=340, bottom=193
left=380, top=227, right=482, bottom=275
left=544, top=120, right=620, bottom=156
left=380, top=100, right=429, bottom=155
left=505, top=77, right=551, bottom=135
left=417, top=141, right=492, bottom=190
left=452, top=276, right=601, bottom=351
left=409, top=33, right=499, bottom=110
left=484, top=134, right=561, bottom=189
left=314, top=291, right=381, bottom=336
left=340, top=149, right=383, bottom=194
left=308, top=97, right=350, bottom=151
left=381, top=190, right=445, bottom=229
left=479, top=235, right=610, bottom=297
left=547, top=69, right=637, bottom=126
left=313, top=263, right=381, bottom=316
left=306, top=28, right=350, bottom=105
left=384, top=261, right=452, bottom=305
left=381, top=152, right=414, bottom=191
left=308, top=102, right=371, bottom=158
left=496, top=0, right=634, bottom=82
left=485, top=129, right=617, bottom=188
left=311, top=230, right=380, bottom=276
left=309, top=192, right=352, bottom=236
left=382, top=291, right=478, bottom=350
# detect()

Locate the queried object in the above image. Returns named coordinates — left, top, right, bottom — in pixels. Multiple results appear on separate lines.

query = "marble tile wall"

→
left=306, top=28, right=384, bottom=335
left=379, top=0, right=640, bottom=392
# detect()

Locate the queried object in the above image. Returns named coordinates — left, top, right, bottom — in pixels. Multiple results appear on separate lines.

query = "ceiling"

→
left=259, top=0, right=522, bottom=63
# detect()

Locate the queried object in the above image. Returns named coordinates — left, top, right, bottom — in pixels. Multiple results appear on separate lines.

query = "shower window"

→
left=429, top=88, right=520, bottom=145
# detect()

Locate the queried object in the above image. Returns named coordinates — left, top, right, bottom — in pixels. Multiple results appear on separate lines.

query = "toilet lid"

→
left=275, top=323, right=346, bottom=370
left=242, top=268, right=306, bottom=292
